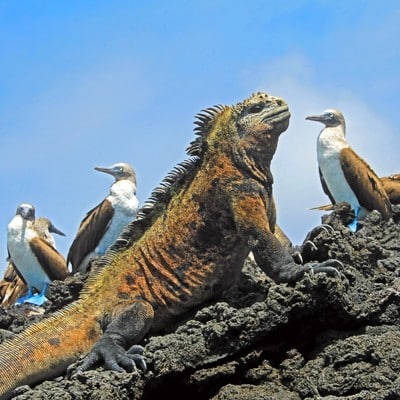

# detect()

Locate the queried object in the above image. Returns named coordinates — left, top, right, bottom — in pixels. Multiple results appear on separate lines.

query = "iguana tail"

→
left=0, top=302, right=102, bottom=399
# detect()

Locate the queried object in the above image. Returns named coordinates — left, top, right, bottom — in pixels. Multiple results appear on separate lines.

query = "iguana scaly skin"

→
left=0, top=92, right=339, bottom=399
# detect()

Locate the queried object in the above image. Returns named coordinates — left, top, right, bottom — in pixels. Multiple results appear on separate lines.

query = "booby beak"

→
left=305, top=114, right=327, bottom=123
left=95, top=164, right=126, bottom=181
left=48, top=224, right=66, bottom=237
left=94, top=166, right=116, bottom=177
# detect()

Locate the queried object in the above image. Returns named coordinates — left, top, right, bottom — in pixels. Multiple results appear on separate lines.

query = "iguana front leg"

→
left=253, top=234, right=341, bottom=283
left=232, top=192, right=341, bottom=283
left=78, top=299, right=154, bottom=373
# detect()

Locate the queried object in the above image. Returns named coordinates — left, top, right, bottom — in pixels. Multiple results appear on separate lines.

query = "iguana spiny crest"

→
left=100, top=92, right=289, bottom=259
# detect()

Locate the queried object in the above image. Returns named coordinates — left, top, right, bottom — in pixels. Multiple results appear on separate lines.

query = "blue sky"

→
left=1, top=1, right=399, bottom=275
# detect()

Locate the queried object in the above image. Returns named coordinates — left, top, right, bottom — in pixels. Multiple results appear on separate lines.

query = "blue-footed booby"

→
left=1, top=217, right=66, bottom=307
left=6, top=204, right=68, bottom=305
left=306, top=109, right=391, bottom=231
left=67, top=162, right=139, bottom=274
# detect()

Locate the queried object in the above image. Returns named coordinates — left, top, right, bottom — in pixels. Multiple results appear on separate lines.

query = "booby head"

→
left=306, top=109, right=346, bottom=130
left=94, top=163, right=136, bottom=184
left=15, top=203, right=35, bottom=221
left=35, top=217, right=66, bottom=237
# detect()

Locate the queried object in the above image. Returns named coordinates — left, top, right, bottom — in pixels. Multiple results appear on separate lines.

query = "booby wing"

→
left=5, top=248, right=27, bottom=283
left=381, top=174, right=400, bottom=205
left=29, top=237, right=68, bottom=282
left=0, top=262, right=28, bottom=306
left=67, top=199, right=114, bottom=272
left=339, top=147, right=391, bottom=220
left=318, top=167, right=336, bottom=205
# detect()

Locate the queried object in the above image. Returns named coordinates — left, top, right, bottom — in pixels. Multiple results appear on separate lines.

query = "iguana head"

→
left=235, top=92, right=290, bottom=138
left=188, top=91, right=290, bottom=171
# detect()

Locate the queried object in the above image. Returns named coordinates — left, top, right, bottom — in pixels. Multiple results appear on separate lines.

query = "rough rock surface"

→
left=2, top=204, right=400, bottom=399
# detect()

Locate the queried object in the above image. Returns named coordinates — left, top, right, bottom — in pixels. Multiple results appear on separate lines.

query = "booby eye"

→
left=248, top=104, right=264, bottom=114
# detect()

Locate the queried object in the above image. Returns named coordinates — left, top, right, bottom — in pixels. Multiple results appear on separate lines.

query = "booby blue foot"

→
left=24, top=293, right=48, bottom=306
left=348, top=207, right=360, bottom=232
left=348, top=218, right=358, bottom=232
left=16, top=284, right=49, bottom=306
left=24, top=283, right=49, bottom=306
left=15, top=286, right=34, bottom=305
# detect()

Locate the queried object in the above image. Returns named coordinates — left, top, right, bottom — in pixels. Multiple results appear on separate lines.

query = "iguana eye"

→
left=248, top=104, right=264, bottom=114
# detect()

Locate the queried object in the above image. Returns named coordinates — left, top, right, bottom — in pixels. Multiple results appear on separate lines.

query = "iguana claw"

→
left=303, top=224, right=334, bottom=244
left=77, top=337, right=146, bottom=373
left=292, top=224, right=336, bottom=265
left=308, top=259, right=343, bottom=278
left=292, top=240, right=318, bottom=264
left=127, top=345, right=147, bottom=372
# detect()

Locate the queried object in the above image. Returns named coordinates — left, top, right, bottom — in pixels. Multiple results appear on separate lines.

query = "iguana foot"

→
left=308, top=259, right=343, bottom=278
left=303, top=224, right=334, bottom=243
left=291, top=240, right=317, bottom=264
left=291, top=224, right=334, bottom=264
left=77, top=336, right=146, bottom=373
left=127, top=344, right=147, bottom=372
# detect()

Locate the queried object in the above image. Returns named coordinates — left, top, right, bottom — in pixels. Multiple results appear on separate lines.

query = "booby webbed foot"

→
left=23, top=292, right=48, bottom=306
left=348, top=219, right=358, bottom=232
left=77, top=337, right=146, bottom=373
left=347, top=207, right=360, bottom=232
left=15, top=286, right=34, bottom=305
left=16, top=283, right=49, bottom=306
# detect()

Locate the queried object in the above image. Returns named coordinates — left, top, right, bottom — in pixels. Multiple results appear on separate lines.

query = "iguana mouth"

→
left=262, top=104, right=290, bottom=123
left=262, top=104, right=291, bottom=131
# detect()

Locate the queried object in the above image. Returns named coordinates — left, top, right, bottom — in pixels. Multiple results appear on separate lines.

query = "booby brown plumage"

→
left=306, top=109, right=391, bottom=230
left=380, top=174, right=400, bottom=205
left=67, top=162, right=139, bottom=273
left=6, top=204, right=68, bottom=305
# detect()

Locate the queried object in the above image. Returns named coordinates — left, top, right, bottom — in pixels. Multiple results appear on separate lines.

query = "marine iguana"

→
left=0, top=92, right=339, bottom=399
